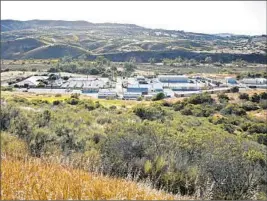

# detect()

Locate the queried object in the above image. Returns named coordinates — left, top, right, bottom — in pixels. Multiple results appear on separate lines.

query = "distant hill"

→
left=20, top=44, right=90, bottom=59
left=1, top=38, right=46, bottom=59
left=1, top=19, right=94, bottom=32
left=1, top=19, right=266, bottom=63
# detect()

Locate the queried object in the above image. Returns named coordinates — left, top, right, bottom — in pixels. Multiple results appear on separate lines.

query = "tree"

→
left=90, top=68, right=100, bottom=75
left=124, top=62, right=136, bottom=74
left=95, top=56, right=110, bottom=67
left=152, top=92, right=165, bottom=101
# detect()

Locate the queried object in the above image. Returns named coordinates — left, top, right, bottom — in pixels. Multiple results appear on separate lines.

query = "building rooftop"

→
left=127, top=84, right=151, bottom=89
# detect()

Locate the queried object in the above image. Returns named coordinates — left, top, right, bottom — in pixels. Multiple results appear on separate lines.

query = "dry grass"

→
left=1, top=156, right=192, bottom=200
left=248, top=109, right=267, bottom=122
left=0, top=134, right=191, bottom=200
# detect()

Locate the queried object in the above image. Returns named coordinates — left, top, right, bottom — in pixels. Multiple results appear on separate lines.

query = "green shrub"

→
left=161, top=101, right=173, bottom=107
left=239, top=93, right=249, bottom=100
left=97, top=117, right=112, bottom=125
left=1, top=86, right=13, bottom=91
left=221, top=104, right=246, bottom=116
left=31, top=99, right=49, bottom=105
left=52, top=100, right=61, bottom=105
left=251, top=93, right=260, bottom=103
left=152, top=92, right=165, bottom=101
left=173, top=101, right=185, bottom=111
left=133, top=105, right=165, bottom=121
left=187, top=93, right=213, bottom=105
left=217, top=93, right=229, bottom=102
left=109, top=105, right=117, bottom=110
left=55, top=94, right=62, bottom=97
left=248, top=123, right=267, bottom=134
left=260, top=92, right=267, bottom=100
left=259, top=100, right=267, bottom=109
left=137, top=96, right=143, bottom=101
left=70, top=93, right=80, bottom=99
left=66, top=98, right=79, bottom=105
left=230, top=86, right=239, bottom=93
left=241, top=101, right=259, bottom=111
left=181, top=105, right=193, bottom=115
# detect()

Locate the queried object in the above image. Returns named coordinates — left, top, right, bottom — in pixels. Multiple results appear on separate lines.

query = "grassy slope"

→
left=1, top=133, right=191, bottom=200
left=21, top=44, right=90, bottom=59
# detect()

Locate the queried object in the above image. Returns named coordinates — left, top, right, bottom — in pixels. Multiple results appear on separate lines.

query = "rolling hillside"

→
left=20, top=44, right=90, bottom=59
left=1, top=38, right=46, bottom=59
left=1, top=19, right=266, bottom=62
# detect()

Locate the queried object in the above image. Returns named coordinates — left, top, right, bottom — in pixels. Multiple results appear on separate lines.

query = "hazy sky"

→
left=1, top=1, right=266, bottom=35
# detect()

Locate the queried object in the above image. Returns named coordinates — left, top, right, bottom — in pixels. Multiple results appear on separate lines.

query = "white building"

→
left=123, top=92, right=142, bottom=100
left=158, top=75, right=189, bottom=83
left=98, top=90, right=117, bottom=99
left=241, top=78, right=267, bottom=85
left=15, top=76, right=48, bottom=87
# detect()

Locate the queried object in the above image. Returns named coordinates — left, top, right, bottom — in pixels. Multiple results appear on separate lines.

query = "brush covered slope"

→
left=1, top=133, right=189, bottom=200
left=1, top=91, right=267, bottom=200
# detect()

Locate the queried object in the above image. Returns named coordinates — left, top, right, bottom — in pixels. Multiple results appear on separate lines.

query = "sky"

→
left=1, top=1, right=266, bottom=35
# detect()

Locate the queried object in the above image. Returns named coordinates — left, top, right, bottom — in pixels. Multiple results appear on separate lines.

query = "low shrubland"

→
left=1, top=91, right=267, bottom=200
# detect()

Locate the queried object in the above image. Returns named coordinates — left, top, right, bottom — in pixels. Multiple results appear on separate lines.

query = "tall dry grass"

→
left=1, top=132, right=193, bottom=200
left=1, top=156, right=193, bottom=200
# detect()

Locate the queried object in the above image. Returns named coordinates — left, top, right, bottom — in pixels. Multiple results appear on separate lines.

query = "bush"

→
left=241, top=101, right=259, bottom=111
left=251, top=93, right=260, bottom=103
left=1, top=86, right=13, bottom=91
left=259, top=100, right=267, bottom=109
left=161, top=101, right=173, bottom=107
left=248, top=123, right=267, bottom=134
left=97, top=117, right=112, bottom=125
left=55, top=94, right=62, bottom=97
left=217, top=93, right=229, bottom=102
left=239, top=93, right=249, bottom=100
left=137, top=96, right=143, bottom=101
left=48, top=67, right=59, bottom=73
left=109, top=105, right=117, bottom=110
left=173, top=101, right=185, bottom=111
left=181, top=106, right=193, bottom=116
left=260, top=92, right=267, bottom=100
left=152, top=92, right=165, bottom=101
left=181, top=104, right=214, bottom=117
left=66, top=98, right=79, bottom=105
left=62, top=76, right=69, bottom=81
left=70, top=93, right=80, bottom=99
left=133, top=105, right=165, bottom=121
left=30, top=99, right=49, bottom=105
left=52, top=100, right=61, bottom=105
left=221, top=104, right=246, bottom=116
left=187, top=93, right=213, bottom=105
left=230, top=86, right=239, bottom=93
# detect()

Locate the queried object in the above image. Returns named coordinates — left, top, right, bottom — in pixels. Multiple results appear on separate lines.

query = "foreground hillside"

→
left=1, top=90, right=267, bottom=200
left=1, top=134, right=187, bottom=200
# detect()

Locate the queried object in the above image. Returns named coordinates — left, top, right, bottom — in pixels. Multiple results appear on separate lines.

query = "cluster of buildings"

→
left=11, top=73, right=267, bottom=100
